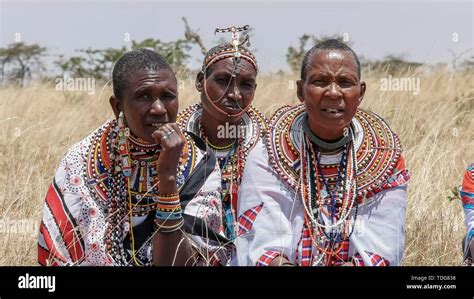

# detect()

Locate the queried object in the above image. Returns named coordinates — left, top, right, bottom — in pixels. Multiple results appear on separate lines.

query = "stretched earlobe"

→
left=117, top=111, right=128, bottom=130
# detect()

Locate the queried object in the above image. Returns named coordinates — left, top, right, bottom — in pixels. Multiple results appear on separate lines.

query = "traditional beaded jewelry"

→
left=266, top=104, right=404, bottom=201
left=298, top=121, right=359, bottom=266
left=265, top=104, right=407, bottom=266
left=198, top=122, right=236, bottom=151
left=158, top=193, right=180, bottom=200
left=155, top=193, right=183, bottom=223
left=204, top=25, right=257, bottom=72
left=87, top=113, right=194, bottom=266
left=302, top=115, right=351, bottom=150
left=177, top=103, right=267, bottom=241
left=128, top=133, right=160, bottom=148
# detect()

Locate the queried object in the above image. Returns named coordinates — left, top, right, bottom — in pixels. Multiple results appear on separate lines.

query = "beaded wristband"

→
left=155, top=210, right=183, bottom=220
left=156, top=202, right=181, bottom=210
left=156, top=199, right=180, bottom=204
left=158, top=193, right=180, bottom=199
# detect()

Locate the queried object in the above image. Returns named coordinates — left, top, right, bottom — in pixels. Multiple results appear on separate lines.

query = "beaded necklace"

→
left=266, top=104, right=404, bottom=202
left=92, top=117, right=191, bottom=266
left=178, top=103, right=267, bottom=240
left=299, top=127, right=359, bottom=266
left=199, top=121, right=243, bottom=240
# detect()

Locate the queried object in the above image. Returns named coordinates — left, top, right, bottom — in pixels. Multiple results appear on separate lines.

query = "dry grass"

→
left=0, top=68, right=472, bottom=266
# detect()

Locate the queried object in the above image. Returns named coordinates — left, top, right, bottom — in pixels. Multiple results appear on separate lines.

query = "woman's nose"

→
left=150, top=98, right=166, bottom=115
left=228, top=85, right=242, bottom=101
left=326, top=82, right=343, bottom=99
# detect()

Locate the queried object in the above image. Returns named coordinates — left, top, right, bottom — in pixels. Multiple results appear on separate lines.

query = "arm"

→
left=152, top=123, right=196, bottom=266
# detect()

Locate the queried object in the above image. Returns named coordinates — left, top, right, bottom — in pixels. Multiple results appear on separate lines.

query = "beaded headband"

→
left=202, top=25, right=258, bottom=73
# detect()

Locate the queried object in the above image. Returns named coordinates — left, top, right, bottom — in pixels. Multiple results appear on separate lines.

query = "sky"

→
left=0, top=0, right=472, bottom=73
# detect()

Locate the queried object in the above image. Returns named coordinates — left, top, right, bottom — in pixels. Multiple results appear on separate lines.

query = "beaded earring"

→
left=117, top=111, right=132, bottom=177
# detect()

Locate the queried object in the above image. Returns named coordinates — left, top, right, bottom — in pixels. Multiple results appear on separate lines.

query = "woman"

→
left=177, top=26, right=267, bottom=265
left=38, top=49, right=221, bottom=266
left=236, top=39, right=410, bottom=266
left=460, top=163, right=474, bottom=266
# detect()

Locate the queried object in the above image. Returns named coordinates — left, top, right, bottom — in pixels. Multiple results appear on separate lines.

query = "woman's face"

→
left=297, top=49, right=366, bottom=139
left=110, top=68, right=178, bottom=143
left=197, top=57, right=257, bottom=124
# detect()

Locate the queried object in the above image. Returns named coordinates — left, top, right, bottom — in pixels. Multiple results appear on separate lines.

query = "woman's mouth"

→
left=223, top=105, right=242, bottom=113
left=321, top=108, right=344, bottom=118
left=149, top=123, right=165, bottom=128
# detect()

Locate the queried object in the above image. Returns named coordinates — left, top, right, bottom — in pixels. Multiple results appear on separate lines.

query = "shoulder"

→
left=460, top=163, right=474, bottom=207
left=462, top=163, right=474, bottom=188
left=353, top=110, right=410, bottom=200
left=241, top=105, right=269, bottom=153
left=52, top=120, right=115, bottom=201
left=265, top=104, right=306, bottom=189
left=177, top=103, right=202, bottom=134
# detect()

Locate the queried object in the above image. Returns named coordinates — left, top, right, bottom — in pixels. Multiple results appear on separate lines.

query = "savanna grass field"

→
left=0, top=67, right=472, bottom=266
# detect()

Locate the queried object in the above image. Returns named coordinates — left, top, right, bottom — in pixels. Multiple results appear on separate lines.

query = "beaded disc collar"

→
left=266, top=104, right=405, bottom=202
left=301, top=114, right=352, bottom=150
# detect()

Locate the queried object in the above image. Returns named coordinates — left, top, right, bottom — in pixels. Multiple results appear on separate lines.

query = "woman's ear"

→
left=296, top=79, right=304, bottom=103
left=358, top=81, right=367, bottom=105
left=195, top=71, right=204, bottom=92
left=109, top=95, right=121, bottom=118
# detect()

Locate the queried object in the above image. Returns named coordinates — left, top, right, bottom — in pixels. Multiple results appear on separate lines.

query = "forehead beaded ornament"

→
left=204, top=25, right=257, bottom=73
left=202, top=25, right=258, bottom=118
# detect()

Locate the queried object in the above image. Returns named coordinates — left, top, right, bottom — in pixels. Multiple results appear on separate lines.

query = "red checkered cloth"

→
left=256, top=250, right=288, bottom=266
left=351, top=251, right=390, bottom=266
left=298, top=225, right=313, bottom=266
left=237, top=203, right=263, bottom=236
left=297, top=225, right=351, bottom=266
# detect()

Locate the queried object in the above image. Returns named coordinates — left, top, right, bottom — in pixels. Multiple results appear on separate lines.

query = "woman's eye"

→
left=161, top=94, right=176, bottom=101
left=242, top=82, right=254, bottom=89
left=339, top=79, right=355, bottom=87
left=313, top=80, right=327, bottom=86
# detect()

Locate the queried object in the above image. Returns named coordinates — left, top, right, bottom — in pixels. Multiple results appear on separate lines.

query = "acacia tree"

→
left=55, top=38, right=192, bottom=81
left=55, top=47, right=128, bottom=80
left=0, top=42, right=47, bottom=86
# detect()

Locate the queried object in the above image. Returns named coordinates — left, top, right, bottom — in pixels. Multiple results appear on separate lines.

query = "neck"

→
left=307, top=118, right=345, bottom=141
left=303, top=114, right=351, bottom=152
left=121, top=126, right=160, bottom=153
left=200, top=109, right=238, bottom=147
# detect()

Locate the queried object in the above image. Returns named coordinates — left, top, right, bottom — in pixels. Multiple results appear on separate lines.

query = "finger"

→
left=156, top=131, right=176, bottom=149
left=168, top=123, right=185, bottom=142
left=169, top=123, right=181, bottom=134
left=151, top=126, right=171, bottom=143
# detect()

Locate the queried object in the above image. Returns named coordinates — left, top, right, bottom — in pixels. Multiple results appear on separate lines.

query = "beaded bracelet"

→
left=156, top=202, right=181, bottom=211
left=158, top=193, right=180, bottom=200
left=155, top=210, right=183, bottom=220
left=154, top=218, right=184, bottom=234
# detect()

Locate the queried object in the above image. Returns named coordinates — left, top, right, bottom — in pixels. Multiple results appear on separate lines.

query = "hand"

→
left=269, top=256, right=293, bottom=266
left=341, top=261, right=354, bottom=266
left=152, top=123, right=184, bottom=183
